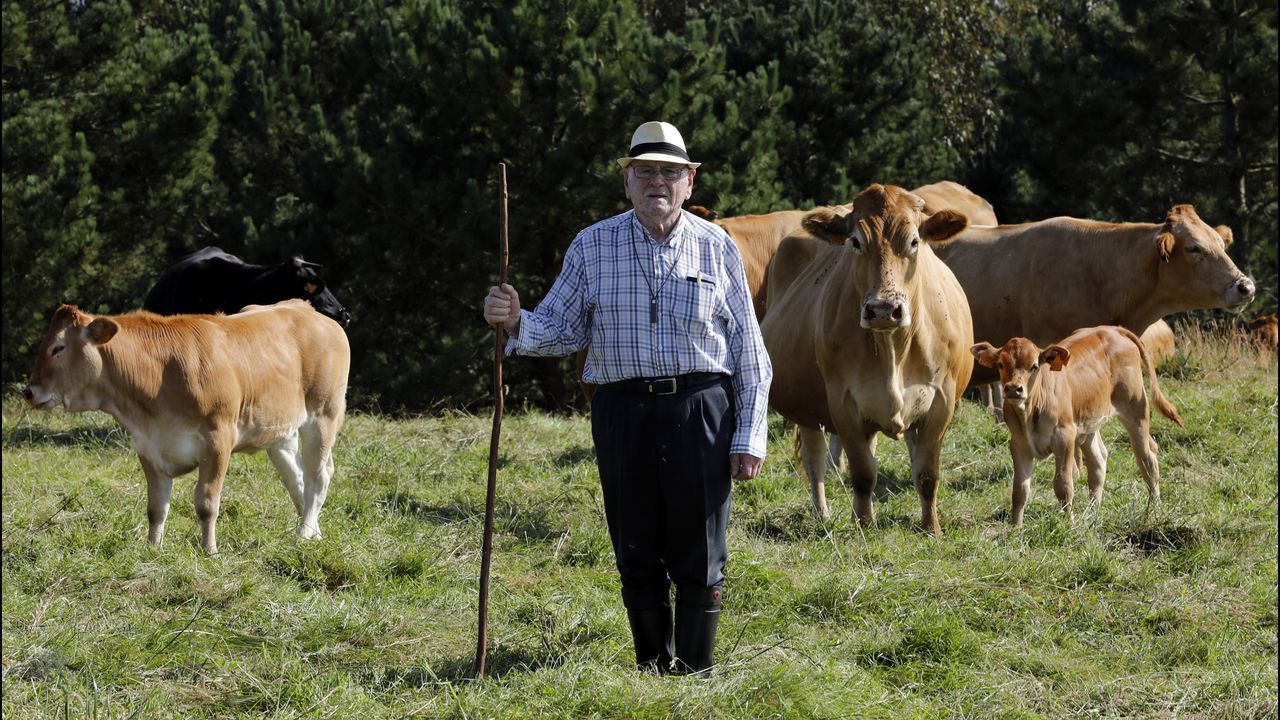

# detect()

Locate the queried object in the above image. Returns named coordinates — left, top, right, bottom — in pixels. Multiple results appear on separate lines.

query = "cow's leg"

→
left=1118, top=408, right=1161, bottom=504
left=908, top=440, right=943, bottom=536
left=139, top=455, right=174, bottom=547
left=909, top=402, right=956, bottom=536
left=266, top=430, right=306, bottom=515
left=1080, top=432, right=1109, bottom=506
left=1050, top=428, right=1078, bottom=520
left=797, top=426, right=830, bottom=521
left=195, top=432, right=233, bottom=555
left=980, top=383, right=1004, bottom=424
left=297, top=416, right=340, bottom=539
left=840, top=433, right=878, bottom=528
left=1009, top=443, right=1034, bottom=527
left=826, top=432, right=844, bottom=473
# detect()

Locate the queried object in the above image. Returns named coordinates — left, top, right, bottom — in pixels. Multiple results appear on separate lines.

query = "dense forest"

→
left=3, top=0, right=1276, bottom=412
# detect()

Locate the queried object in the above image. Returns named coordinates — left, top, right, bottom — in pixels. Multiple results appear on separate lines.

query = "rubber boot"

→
left=625, top=604, right=674, bottom=674
left=673, top=585, right=722, bottom=676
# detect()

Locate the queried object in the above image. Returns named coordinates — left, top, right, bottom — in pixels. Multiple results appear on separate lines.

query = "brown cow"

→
left=972, top=326, right=1183, bottom=526
left=762, top=185, right=973, bottom=534
left=21, top=300, right=350, bottom=554
left=934, top=205, right=1256, bottom=388
left=1247, top=314, right=1278, bottom=351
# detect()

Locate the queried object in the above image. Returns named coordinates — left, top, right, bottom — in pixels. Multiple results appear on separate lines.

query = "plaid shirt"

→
left=508, top=209, right=773, bottom=458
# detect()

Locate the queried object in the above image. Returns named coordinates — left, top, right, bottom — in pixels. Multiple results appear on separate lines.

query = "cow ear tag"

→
left=304, top=283, right=318, bottom=294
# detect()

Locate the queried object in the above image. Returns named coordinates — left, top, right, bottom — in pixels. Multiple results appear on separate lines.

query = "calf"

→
left=21, top=300, right=350, bottom=554
left=143, top=246, right=351, bottom=327
left=971, top=326, right=1183, bottom=526
left=1247, top=314, right=1278, bottom=351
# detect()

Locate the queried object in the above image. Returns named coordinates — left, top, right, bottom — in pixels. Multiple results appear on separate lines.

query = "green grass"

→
left=3, top=332, right=1276, bottom=719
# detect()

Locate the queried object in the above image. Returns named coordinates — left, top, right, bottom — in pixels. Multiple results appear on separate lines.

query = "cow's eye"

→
left=908, top=235, right=920, bottom=254
left=849, top=229, right=863, bottom=252
left=51, top=344, right=65, bottom=358
left=1186, top=245, right=1202, bottom=255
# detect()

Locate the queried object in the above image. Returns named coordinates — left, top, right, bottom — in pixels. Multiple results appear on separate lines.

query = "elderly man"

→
left=483, top=121, right=772, bottom=675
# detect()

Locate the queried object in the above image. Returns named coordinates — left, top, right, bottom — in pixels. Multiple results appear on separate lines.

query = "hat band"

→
left=628, top=142, right=689, bottom=161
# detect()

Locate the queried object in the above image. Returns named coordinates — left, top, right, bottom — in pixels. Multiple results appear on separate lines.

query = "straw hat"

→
left=616, top=121, right=701, bottom=169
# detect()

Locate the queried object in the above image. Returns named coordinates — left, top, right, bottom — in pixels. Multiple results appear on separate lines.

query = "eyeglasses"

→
left=631, top=165, right=688, bottom=181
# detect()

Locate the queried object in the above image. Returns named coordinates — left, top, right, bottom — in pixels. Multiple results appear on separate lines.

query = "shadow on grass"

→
left=553, top=444, right=595, bottom=468
left=949, top=468, right=1006, bottom=492
left=872, top=468, right=912, bottom=498
left=4, top=424, right=126, bottom=449
left=500, top=502, right=565, bottom=542
left=380, top=491, right=474, bottom=524
left=439, top=645, right=567, bottom=680
left=1122, top=524, right=1205, bottom=555
left=360, top=646, right=566, bottom=689
left=744, top=506, right=829, bottom=542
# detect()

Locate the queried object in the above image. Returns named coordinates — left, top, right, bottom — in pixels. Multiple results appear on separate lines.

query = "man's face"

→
left=625, top=162, right=695, bottom=223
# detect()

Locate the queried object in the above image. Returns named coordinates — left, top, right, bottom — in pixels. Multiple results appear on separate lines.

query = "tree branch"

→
left=1179, top=91, right=1227, bottom=107
left=1154, top=147, right=1215, bottom=166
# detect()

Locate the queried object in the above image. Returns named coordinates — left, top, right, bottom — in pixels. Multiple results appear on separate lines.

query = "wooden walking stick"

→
left=475, top=163, right=508, bottom=679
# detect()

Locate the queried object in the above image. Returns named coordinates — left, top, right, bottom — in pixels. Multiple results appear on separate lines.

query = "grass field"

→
left=3, top=329, right=1276, bottom=719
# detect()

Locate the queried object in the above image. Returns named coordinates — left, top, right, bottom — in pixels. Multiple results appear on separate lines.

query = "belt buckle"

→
left=648, top=377, right=678, bottom=395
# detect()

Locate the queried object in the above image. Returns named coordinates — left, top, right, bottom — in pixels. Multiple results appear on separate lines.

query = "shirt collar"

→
left=631, top=210, right=684, bottom=247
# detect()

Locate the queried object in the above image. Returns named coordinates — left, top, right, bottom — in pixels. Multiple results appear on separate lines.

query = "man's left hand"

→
left=730, top=453, right=763, bottom=481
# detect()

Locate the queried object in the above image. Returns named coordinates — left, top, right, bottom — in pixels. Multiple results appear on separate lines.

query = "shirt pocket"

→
left=673, top=271, right=720, bottom=331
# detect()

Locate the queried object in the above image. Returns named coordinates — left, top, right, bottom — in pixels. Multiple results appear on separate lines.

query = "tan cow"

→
left=21, top=300, right=350, bottom=554
left=1247, top=314, right=1278, bottom=351
left=762, top=185, right=973, bottom=534
left=1140, top=318, right=1177, bottom=366
left=934, top=205, right=1256, bottom=389
left=912, top=181, right=998, bottom=226
left=972, top=326, right=1183, bottom=526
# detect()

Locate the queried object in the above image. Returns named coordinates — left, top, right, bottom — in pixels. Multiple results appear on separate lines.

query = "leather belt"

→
left=602, top=372, right=727, bottom=396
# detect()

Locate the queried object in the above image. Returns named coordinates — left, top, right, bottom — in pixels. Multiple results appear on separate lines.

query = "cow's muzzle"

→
left=20, top=384, right=54, bottom=409
left=861, top=295, right=910, bottom=330
left=1225, top=276, right=1256, bottom=313
left=1002, top=384, right=1026, bottom=403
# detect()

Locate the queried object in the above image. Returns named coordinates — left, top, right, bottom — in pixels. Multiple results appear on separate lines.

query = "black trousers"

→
left=591, top=377, right=735, bottom=611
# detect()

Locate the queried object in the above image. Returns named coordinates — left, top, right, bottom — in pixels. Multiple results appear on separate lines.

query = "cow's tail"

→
left=1120, top=326, right=1184, bottom=429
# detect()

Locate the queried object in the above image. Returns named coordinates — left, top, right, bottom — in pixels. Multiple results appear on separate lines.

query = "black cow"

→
left=142, top=246, right=351, bottom=326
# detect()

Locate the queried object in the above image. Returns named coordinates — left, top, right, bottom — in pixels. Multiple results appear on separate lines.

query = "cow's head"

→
left=292, top=256, right=352, bottom=327
left=971, top=337, right=1068, bottom=410
left=803, top=184, right=967, bottom=331
left=22, top=305, right=121, bottom=412
left=1154, top=205, right=1254, bottom=313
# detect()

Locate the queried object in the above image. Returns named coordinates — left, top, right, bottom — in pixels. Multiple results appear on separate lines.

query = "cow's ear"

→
left=920, top=209, right=967, bottom=244
left=1041, top=345, right=1070, bottom=371
left=53, top=305, right=80, bottom=324
left=1156, top=232, right=1176, bottom=261
left=802, top=207, right=852, bottom=245
left=970, top=342, right=999, bottom=368
left=1215, top=225, right=1233, bottom=248
left=84, top=318, right=119, bottom=345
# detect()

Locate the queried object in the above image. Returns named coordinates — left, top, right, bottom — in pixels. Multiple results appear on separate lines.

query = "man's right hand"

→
left=484, top=283, right=521, bottom=334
